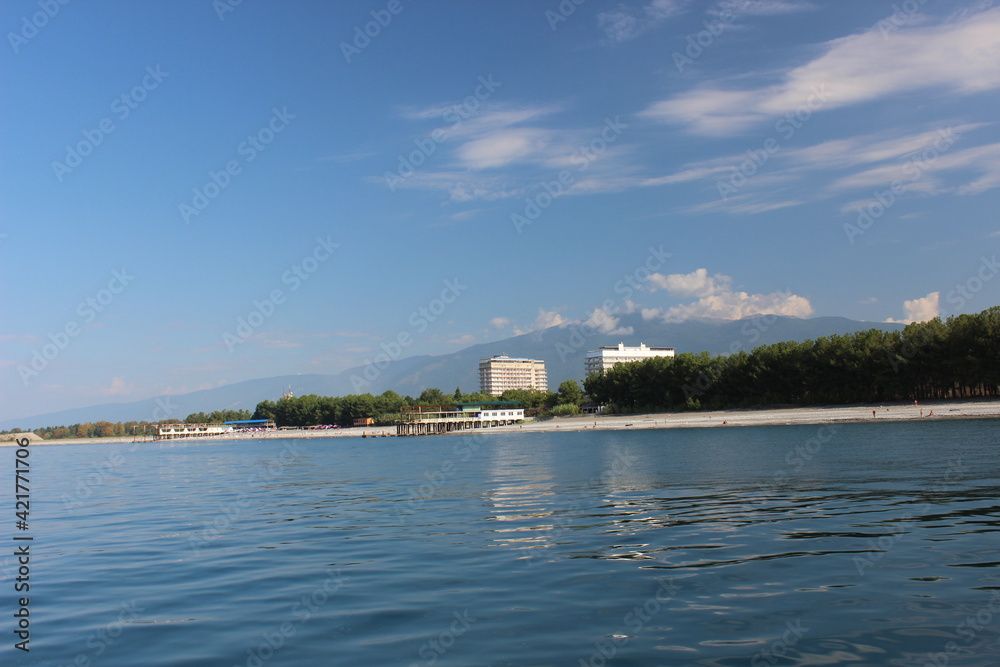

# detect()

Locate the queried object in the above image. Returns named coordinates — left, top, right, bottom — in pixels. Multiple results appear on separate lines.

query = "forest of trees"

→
left=584, top=308, right=1000, bottom=413
left=249, top=382, right=586, bottom=427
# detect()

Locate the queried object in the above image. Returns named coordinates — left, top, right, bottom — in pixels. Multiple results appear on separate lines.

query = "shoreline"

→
left=4, top=398, right=999, bottom=447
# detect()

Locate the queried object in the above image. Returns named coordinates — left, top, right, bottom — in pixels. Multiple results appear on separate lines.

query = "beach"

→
left=5, top=398, right=999, bottom=446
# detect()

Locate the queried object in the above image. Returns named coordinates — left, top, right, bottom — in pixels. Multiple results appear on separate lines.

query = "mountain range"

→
left=2, top=314, right=904, bottom=431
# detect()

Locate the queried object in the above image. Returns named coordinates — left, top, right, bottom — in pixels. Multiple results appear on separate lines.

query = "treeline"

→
left=12, top=410, right=257, bottom=441
left=250, top=382, right=585, bottom=427
left=4, top=383, right=585, bottom=439
left=584, top=308, right=1000, bottom=412
left=19, top=420, right=177, bottom=441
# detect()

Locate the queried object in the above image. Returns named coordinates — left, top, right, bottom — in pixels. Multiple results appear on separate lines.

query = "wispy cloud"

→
left=598, top=0, right=689, bottom=42
left=642, top=7, right=1000, bottom=134
left=646, top=123, right=1000, bottom=214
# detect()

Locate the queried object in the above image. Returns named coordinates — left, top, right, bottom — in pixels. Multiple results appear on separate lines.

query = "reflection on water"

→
left=5, top=419, right=999, bottom=666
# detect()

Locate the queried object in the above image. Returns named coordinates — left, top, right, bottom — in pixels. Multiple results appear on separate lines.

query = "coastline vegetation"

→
left=9, top=308, right=997, bottom=439
left=4, top=382, right=587, bottom=439
left=584, top=308, right=1000, bottom=413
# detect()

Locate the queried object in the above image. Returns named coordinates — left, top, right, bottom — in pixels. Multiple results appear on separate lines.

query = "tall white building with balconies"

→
left=479, top=355, right=548, bottom=395
left=584, top=342, right=675, bottom=374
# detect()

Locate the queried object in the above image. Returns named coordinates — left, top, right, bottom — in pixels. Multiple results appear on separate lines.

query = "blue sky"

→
left=3, top=0, right=999, bottom=421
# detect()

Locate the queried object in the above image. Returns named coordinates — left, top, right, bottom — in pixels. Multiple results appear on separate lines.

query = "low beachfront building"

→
left=396, top=401, right=524, bottom=435
left=584, top=342, right=675, bottom=374
left=478, top=355, right=548, bottom=395
left=156, top=423, right=233, bottom=440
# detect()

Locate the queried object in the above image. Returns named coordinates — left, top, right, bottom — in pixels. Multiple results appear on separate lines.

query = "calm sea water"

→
left=4, top=419, right=1000, bottom=666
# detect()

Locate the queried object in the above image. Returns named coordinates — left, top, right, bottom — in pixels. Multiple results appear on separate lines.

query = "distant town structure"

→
left=396, top=401, right=524, bottom=436
left=584, top=342, right=676, bottom=374
left=478, top=355, right=548, bottom=395
left=156, top=419, right=276, bottom=440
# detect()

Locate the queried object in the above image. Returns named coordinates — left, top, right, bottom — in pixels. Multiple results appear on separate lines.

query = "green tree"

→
left=418, top=388, right=448, bottom=405
left=556, top=379, right=584, bottom=406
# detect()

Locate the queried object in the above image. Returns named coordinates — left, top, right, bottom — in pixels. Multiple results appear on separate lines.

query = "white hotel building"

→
left=584, top=342, right=676, bottom=374
left=479, top=355, right=548, bottom=395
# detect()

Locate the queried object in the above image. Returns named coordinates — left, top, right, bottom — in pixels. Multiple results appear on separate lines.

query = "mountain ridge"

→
left=2, top=315, right=903, bottom=430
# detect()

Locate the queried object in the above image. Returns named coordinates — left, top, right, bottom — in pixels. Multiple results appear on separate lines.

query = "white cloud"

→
left=713, top=0, right=817, bottom=16
left=647, top=123, right=1000, bottom=215
left=103, top=376, right=134, bottom=396
left=886, top=292, right=940, bottom=324
left=645, top=268, right=731, bottom=296
left=642, top=7, right=1000, bottom=134
left=661, top=290, right=814, bottom=321
left=447, top=334, right=478, bottom=346
left=456, top=128, right=552, bottom=169
left=598, top=0, right=688, bottom=42
left=582, top=305, right=634, bottom=335
left=533, top=308, right=568, bottom=329
left=489, top=317, right=511, bottom=329
left=642, top=268, right=813, bottom=321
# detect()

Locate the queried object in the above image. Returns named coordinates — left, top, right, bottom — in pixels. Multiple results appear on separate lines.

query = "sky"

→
left=2, top=0, right=1000, bottom=421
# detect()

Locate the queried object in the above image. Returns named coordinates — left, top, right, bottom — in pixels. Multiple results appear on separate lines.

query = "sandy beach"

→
left=5, top=399, right=998, bottom=447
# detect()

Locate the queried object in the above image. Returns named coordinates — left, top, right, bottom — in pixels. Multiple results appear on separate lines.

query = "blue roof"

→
left=223, top=419, right=271, bottom=424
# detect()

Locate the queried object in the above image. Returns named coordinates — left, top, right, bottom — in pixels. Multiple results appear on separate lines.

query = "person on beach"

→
left=872, top=410, right=876, bottom=418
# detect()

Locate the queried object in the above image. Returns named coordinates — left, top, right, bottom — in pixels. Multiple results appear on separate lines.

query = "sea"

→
left=3, top=418, right=999, bottom=666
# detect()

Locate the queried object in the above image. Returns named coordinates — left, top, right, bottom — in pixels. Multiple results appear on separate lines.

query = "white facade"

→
left=157, top=423, right=233, bottom=440
left=478, top=355, right=548, bottom=395
left=584, top=342, right=675, bottom=374
left=477, top=408, right=525, bottom=420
